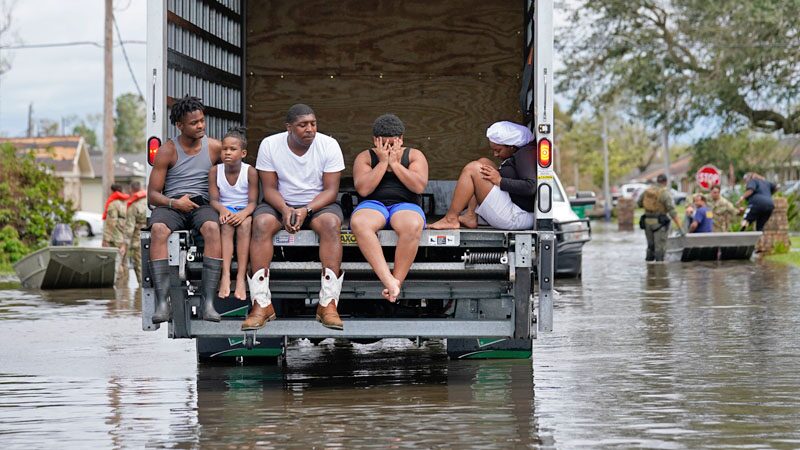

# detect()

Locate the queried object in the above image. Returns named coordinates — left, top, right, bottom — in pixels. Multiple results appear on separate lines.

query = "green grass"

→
left=767, top=252, right=800, bottom=267
left=766, top=235, right=800, bottom=267
left=0, top=262, right=14, bottom=275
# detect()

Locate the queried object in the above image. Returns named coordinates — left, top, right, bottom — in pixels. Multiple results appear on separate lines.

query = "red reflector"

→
left=538, top=138, right=552, bottom=168
left=147, top=136, right=161, bottom=166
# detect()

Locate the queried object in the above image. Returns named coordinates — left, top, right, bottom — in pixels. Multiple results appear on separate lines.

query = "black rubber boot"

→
left=150, top=259, right=172, bottom=323
left=200, top=257, right=223, bottom=322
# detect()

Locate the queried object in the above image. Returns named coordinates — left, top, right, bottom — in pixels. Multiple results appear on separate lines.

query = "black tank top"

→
left=359, top=147, right=422, bottom=207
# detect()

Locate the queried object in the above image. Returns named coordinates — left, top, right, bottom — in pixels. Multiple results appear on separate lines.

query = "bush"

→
left=0, top=226, right=29, bottom=264
left=784, top=191, right=800, bottom=232
left=0, top=143, right=74, bottom=262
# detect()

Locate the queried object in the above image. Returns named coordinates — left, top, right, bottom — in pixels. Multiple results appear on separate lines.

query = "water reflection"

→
left=533, top=222, right=800, bottom=448
left=195, top=344, right=538, bottom=449
left=1, top=221, right=799, bottom=448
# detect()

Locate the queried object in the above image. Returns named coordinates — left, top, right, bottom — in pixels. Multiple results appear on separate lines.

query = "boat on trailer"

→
left=13, top=246, right=119, bottom=289
left=666, top=231, right=763, bottom=262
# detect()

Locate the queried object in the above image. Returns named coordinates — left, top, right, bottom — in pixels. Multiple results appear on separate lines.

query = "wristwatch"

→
left=306, top=206, right=313, bottom=215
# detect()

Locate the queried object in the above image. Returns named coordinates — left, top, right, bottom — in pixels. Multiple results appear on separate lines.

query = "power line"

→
left=112, top=14, right=143, bottom=99
left=0, top=40, right=145, bottom=49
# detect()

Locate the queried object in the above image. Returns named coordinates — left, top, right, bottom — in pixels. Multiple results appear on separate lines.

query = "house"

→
left=766, top=137, right=800, bottom=183
left=0, top=136, right=94, bottom=209
left=628, top=154, right=694, bottom=192
left=0, top=136, right=146, bottom=214
left=85, top=151, right=147, bottom=213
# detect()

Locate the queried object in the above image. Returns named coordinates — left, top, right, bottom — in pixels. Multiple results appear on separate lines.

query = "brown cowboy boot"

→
left=316, top=302, right=343, bottom=330
left=241, top=302, right=276, bottom=331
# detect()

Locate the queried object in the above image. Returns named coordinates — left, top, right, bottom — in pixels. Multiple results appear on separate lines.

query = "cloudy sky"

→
left=0, top=1, right=570, bottom=139
left=0, top=0, right=146, bottom=137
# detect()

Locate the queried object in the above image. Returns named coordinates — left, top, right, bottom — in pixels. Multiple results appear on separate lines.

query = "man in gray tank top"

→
left=147, top=96, right=224, bottom=323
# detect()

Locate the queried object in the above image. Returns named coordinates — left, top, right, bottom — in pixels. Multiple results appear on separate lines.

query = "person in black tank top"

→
left=350, top=114, right=429, bottom=302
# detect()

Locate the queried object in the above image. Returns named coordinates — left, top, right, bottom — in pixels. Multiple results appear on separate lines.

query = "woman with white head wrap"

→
left=430, top=121, right=537, bottom=230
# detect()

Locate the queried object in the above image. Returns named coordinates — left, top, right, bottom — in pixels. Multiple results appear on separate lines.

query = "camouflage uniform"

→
left=124, top=195, right=148, bottom=286
left=104, top=199, right=128, bottom=287
left=707, top=196, right=737, bottom=232
left=637, top=185, right=677, bottom=261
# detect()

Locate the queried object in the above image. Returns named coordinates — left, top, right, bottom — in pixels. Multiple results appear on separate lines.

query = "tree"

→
left=114, top=93, right=145, bottom=153
left=0, top=0, right=17, bottom=77
left=71, top=114, right=102, bottom=150
left=690, top=130, right=782, bottom=181
left=72, top=122, right=98, bottom=150
left=559, top=0, right=800, bottom=135
left=36, top=119, right=59, bottom=136
left=0, top=143, right=74, bottom=261
left=559, top=111, right=662, bottom=190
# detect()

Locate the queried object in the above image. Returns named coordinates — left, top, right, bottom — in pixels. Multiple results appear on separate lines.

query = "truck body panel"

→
left=144, top=0, right=558, bottom=362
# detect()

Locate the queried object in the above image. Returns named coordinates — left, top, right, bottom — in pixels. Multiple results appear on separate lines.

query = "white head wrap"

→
left=486, top=121, right=533, bottom=147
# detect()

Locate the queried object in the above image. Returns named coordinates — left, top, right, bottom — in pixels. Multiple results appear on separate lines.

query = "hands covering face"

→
left=374, top=136, right=403, bottom=166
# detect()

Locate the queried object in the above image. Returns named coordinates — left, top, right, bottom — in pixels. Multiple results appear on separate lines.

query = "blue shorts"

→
left=225, top=205, right=246, bottom=214
left=352, top=200, right=426, bottom=228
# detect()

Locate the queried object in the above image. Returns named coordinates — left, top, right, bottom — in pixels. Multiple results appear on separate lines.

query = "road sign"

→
left=696, top=165, right=721, bottom=190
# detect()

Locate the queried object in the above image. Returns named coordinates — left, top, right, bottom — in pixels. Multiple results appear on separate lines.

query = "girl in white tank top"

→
left=208, top=127, right=258, bottom=301
left=217, top=162, right=250, bottom=211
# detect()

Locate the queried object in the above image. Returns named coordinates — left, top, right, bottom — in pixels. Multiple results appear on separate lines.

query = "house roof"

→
left=0, top=135, right=94, bottom=178
left=88, top=151, right=147, bottom=179
left=631, top=153, right=693, bottom=183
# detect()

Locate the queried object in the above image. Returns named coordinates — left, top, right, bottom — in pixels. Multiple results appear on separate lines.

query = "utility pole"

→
left=602, top=112, right=611, bottom=222
left=662, top=104, right=671, bottom=189
left=26, top=103, right=33, bottom=137
left=573, top=163, right=579, bottom=191
left=102, top=0, right=115, bottom=198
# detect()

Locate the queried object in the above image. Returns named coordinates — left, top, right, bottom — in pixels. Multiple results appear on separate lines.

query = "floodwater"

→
left=1, top=223, right=799, bottom=448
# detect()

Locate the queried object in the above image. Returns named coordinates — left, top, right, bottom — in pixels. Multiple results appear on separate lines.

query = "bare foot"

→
left=458, top=213, right=479, bottom=229
left=381, top=277, right=402, bottom=302
left=429, top=215, right=460, bottom=230
left=218, top=276, right=231, bottom=299
left=234, top=277, right=247, bottom=300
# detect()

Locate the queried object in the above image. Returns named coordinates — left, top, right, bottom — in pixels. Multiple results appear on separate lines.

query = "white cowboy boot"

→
left=316, top=268, right=344, bottom=330
left=241, top=268, right=275, bottom=331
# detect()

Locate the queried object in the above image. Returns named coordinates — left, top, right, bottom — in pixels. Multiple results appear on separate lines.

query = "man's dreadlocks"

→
left=169, top=95, right=205, bottom=125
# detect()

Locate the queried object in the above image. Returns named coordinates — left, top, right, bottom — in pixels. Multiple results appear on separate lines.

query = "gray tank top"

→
left=163, top=135, right=212, bottom=200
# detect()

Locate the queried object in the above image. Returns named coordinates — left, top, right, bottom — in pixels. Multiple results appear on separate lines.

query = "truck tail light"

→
left=538, top=138, right=552, bottom=168
left=147, top=136, right=161, bottom=166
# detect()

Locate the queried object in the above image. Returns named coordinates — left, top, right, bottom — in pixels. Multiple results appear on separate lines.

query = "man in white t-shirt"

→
left=243, top=104, right=346, bottom=331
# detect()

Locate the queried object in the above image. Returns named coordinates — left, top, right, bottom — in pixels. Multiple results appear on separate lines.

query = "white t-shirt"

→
left=255, top=131, right=345, bottom=205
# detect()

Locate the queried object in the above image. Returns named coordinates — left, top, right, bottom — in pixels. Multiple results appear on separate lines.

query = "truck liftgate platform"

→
left=141, top=228, right=555, bottom=362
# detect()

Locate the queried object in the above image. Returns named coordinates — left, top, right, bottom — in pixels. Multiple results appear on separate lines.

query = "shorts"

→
left=148, top=204, right=219, bottom=232
left=744, top=204, right=774, bottom=231
left=253, top=202, right=343, bottom=229
left=225, top=205, right=246, bottom=214
left=352, top=200, right=426, bottom=228
left=475, top=185, right=534, bottom=230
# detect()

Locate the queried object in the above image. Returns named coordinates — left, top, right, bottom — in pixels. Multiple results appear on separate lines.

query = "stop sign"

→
left=696, top=165, right=721, bottom=190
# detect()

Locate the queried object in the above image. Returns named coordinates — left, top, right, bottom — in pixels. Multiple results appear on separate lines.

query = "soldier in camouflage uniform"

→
left=120, top=181, right=147, bottom=286
left=103, top=184, right=129, bottom=287
left=637, top=174, right=682, bottom=262
left=707, top=185, right=737, bottom=232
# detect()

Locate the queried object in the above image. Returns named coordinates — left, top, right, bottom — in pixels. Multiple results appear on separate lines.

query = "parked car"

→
left=619, top=183, right=649, bottom=201
left=72, top=211, right=104, bottom=238
left=553, top=175, right=592, bottom=278
left=670, top=188, right=688, bottom=205
left=781, top=180, right=800, bottom=196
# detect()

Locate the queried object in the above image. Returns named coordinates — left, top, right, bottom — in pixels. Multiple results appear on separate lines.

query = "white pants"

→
left=475, top=186, right=535, bottom=230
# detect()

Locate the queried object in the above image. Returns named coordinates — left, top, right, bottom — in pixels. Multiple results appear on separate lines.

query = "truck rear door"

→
left=146, top=0, right=246, bottom=155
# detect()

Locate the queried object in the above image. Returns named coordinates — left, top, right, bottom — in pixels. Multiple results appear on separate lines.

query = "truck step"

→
left=186, top=318, right=514, bottom=339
